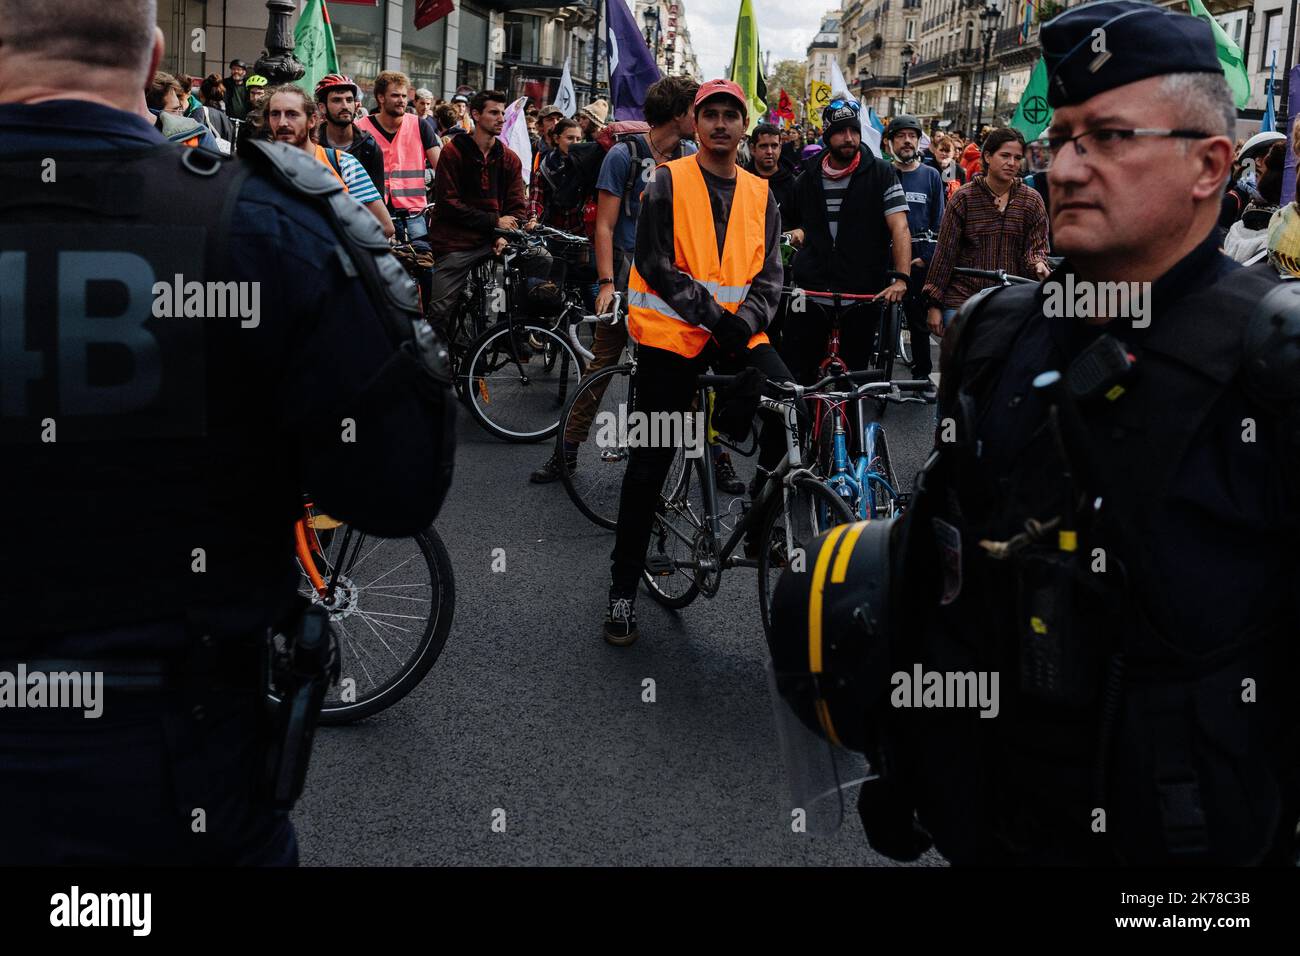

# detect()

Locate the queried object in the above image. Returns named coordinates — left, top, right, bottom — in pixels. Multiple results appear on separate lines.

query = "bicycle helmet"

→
left=315, top=72, right=361, bottom=102
left=244, top=74, right=269, bottom=88
left=885, top=114, right=923, bottom=142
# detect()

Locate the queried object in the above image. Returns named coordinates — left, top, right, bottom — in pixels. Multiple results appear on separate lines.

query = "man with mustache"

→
left=606, top=79, right=791, bottom=646
left=264, top=85, right=394, bottom=238
left=316, top=73, right=386, bottom=205
left=875, top=0, right=1297, bottom=866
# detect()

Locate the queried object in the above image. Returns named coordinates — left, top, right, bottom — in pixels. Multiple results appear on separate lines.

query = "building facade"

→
left=633, top=1, right=700, bottom=78
left=155, top=0, right=613, bottom=108
left=807, top=10, right=841, bottom=94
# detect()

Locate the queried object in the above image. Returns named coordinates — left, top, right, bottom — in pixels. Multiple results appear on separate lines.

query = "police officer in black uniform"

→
left=0, top=0, right=454, bottom=864
left=776, top=1, right=1299, bottom=866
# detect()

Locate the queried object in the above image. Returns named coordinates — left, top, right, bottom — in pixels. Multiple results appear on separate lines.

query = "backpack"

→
left=566, top=120, right=656, bottom=218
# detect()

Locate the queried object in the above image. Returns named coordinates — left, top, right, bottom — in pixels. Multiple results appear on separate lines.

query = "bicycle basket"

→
left=391, top=242, right=434, bottom=279
left=521, top=257, right=569, bottom=316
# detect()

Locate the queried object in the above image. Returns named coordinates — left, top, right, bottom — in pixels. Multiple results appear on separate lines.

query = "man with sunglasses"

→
left=865, top=0, right=1297, bottom=867
left=781, top=98, right=912, bottom=385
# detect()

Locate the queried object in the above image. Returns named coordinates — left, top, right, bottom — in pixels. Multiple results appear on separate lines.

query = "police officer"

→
left=0, top=0, right=454, bottom=864
left=771, top=1, right=1299, bottom=865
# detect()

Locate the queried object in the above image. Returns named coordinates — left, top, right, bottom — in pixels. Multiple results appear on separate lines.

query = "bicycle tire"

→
left=275, top=525, right=455, bottom=724
left=462, top=322, right=584, bottom=443
left=873, top=302, right=900, bottom=383
left=897, top=320, right=913, bottom=367
left=757, top=476, right=855, bottom=642
left=641, top=458, right=704, bottom=609
left=556, top=363, right=689, bottom=531
left=865, top=425, right=901, bottom=520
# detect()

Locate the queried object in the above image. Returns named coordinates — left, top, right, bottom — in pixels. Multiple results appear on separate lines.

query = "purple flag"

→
left=606, top=0, right=662, bottom=121
left=1283, top=66, right=1300, bottom=206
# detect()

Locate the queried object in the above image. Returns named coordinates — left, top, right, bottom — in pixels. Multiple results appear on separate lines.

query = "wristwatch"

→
left=598, top=277, right=615, bottom=286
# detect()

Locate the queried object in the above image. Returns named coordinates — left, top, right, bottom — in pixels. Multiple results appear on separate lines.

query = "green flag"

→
left=294, top=0, right=339, bottom=98
left=1187, top=0, right=1250, bottom=107
left=729, top=0, right=766, bottom=133
left=1010, top=57, right=1052, bottom=141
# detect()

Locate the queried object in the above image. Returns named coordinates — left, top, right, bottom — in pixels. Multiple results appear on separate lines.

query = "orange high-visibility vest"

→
left=357, top=112, right=426, bottom=211
left=627, top=156, right=770, bottom=358
left=312, top=144, right=348, bottom=190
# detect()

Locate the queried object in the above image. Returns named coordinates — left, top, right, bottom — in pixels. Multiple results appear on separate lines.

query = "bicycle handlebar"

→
left=954, top=266, right=1037, bottom=286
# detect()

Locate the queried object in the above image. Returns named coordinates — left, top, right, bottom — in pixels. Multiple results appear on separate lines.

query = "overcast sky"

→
left=680, top=0, right=829, bottom=80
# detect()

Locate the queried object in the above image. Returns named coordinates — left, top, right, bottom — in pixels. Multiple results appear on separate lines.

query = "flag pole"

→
left=1283, top=0, right=1297, bottom=121
left=592, top=0, right=603, bottom=109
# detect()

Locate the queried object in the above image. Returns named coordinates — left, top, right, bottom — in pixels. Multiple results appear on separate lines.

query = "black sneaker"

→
left=919, top=383, right=938, bottom=404
left=714, top=452, right=745, bottom=495
left=603, top=588, right=639, bottom=646
left=530, top=446, right=577, bottom=484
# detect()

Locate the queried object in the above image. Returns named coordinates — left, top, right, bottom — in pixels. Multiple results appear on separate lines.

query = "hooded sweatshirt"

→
left=1223, top=201, right=1278, bottom=265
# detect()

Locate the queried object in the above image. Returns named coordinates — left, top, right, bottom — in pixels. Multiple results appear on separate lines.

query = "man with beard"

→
left=426, top=89, right=530, bottom=331
left=263, top=85, right=394, bottom=238
left=885, top=114, right=944, bottom=397
left=780, top=99, right=911, bottom=385
left=604, top=79, right=790, bottom=645
left=356, top=71, right=441, bottom=249
left=315, top=73, right=386, bottom=202
left=744, top=122, right=795, bottom=220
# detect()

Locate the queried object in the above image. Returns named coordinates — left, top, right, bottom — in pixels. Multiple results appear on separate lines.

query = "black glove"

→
left=712, top=366, right=764, bottom=442
left=711, top=312, right=753, bottom=356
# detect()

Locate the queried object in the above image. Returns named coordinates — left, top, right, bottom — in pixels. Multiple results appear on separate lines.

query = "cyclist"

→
left=355, top=71, right=441, bottom=251
left=885, top=114, right=944, bottom=398
left=264, top=84, right=394, bottom=238
left=315, top=73, right=386, bottom=204
left=425, top=90, right=531, bottom=331
left=780, top=98, right=912, bottom=386
left=605, top=79, right=790, bottom=646
left=744, top=122, right=796, bottom=222
left=922, top=127, right=1051, bottom=337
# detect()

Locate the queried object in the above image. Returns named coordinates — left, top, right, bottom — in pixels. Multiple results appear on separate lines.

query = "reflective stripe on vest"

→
left=626, top=156, right=770, bottom=358
left=313, top=144, right=348, bottom=190
left=357, top=114, right=426, bottom=211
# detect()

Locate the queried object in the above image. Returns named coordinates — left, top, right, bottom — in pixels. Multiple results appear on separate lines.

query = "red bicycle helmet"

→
left=315, top=73, right=361, bottom=102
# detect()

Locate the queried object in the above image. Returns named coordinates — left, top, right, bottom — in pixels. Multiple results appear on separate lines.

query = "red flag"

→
left=414, top=0, right=454, bottom=29
left=776, top=88, right=794, bottom=119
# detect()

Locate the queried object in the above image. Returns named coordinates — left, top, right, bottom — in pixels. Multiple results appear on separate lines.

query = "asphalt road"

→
left=294, top=338, right=946, bottom=866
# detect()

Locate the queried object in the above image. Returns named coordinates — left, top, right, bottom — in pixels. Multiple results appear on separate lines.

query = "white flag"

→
left=501, top=96, right=533, bottom=185
left=556, top=57, right=577, bottom=118
left=860, top=97, right=882, bottom=158
left=829, top=58, right=851, bottom=100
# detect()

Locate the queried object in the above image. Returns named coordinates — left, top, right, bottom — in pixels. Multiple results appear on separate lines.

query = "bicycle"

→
left=639, top=369, right=889, bottom=641
left=898, top=229, right=940, bottom=368
left=450, top=227, right=589, bottom=443
left=275, top=498, right=455, bottom=724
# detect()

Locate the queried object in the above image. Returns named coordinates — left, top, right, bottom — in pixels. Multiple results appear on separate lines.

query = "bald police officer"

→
left=0, top=0, right=454, bottom=864
left=876, top=1, right=1299, bottom=865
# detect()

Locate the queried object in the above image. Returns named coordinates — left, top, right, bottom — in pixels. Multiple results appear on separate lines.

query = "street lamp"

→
left=643, top=7, right=662, bottom=62
left=899, top=43, right=915, bottom=115
left=974, top=0, right=1001, bottom=133
left=252, top=0, right=305, bottom=86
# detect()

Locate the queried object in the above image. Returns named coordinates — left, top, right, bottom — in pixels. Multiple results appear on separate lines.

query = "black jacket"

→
left=784, top=145, right=900, bottom=294
left=335, top=124, right=386, bottom=198
left=744, top=156, right=797, bottom=227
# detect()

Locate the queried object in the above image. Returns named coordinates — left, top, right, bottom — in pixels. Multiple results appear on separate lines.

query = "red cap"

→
left=693, top=78, right=747, bottom=116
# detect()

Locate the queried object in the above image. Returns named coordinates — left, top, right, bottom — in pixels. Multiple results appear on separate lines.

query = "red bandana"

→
left=821, top=149, right=861, bottom=180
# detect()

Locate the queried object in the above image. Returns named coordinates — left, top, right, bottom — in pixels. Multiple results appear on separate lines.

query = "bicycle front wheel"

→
left=558, top=363, right=689, bottom=531
left=641, top=458, right=705, bottom=609
left=463, top=322, right=583, bottom=442
left=757, top=476, right=855, bottom=642
left=289, top=521, right=455, bottom=724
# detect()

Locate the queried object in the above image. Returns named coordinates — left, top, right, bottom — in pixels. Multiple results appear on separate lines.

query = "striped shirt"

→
left=822, top=172, right=908, bottom=243
left=922, top=174, right=1050, bottom=308
left=333, top=149, right=382, bottom=205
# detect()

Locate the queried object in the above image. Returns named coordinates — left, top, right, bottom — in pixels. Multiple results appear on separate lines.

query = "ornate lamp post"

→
left=899, top=42, right=915, bottom=114
left=252, top=0, right=305, bottom=86
left=974, top=0, right=1001, bottom=132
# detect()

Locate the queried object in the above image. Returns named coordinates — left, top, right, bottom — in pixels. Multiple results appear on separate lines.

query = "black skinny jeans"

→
left=610, top=340, right=794, bottom=594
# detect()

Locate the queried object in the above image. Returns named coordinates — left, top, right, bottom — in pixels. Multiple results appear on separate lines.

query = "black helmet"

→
left=885, top=114, right=923, bottom=141
left=767, top=519, right=899, bottom=753
left=1244, top=282, right=1300, bottom=415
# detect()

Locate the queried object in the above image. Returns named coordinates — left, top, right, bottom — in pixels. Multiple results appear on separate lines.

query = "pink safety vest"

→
left=357, top=112, right=426, bottom=212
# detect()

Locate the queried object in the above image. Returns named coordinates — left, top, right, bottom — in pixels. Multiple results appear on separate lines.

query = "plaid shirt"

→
left=922, top=174, right=1050, bottom=308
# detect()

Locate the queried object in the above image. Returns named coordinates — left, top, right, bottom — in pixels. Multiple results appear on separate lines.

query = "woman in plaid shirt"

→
left=526, top=118, right=589, bottom=233
left=922, top=127, right=1051, bottom=337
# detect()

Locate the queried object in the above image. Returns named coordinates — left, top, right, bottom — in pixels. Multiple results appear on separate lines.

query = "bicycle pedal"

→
left=644, top=553, right=675, bottom=575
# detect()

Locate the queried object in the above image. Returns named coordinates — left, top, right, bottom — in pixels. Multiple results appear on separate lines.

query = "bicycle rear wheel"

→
left=873, top=302, right=901, bottom=383
left=863, top=423, right=901, bottom=519
left=757, top=476, right=855, bottom=642
left=289, top=520, right=455, bottom=724
left=462, top=322, right=583, bottom=442
left=557, top=363, right=689, bottom=530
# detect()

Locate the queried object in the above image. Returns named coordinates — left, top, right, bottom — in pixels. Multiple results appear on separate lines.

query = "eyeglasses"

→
left=1045, top=127, right=1214, bottom=162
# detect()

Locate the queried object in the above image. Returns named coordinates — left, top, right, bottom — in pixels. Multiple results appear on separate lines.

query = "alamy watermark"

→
left=593, top=406, right=706, bottom=458
left=890, top=664, right=999, bottom=718
left=0, top=664, right=103, bottom=718
left=152, top=275, right=260, bottom=328
left=1041, top=276, right=1151, bottom=328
